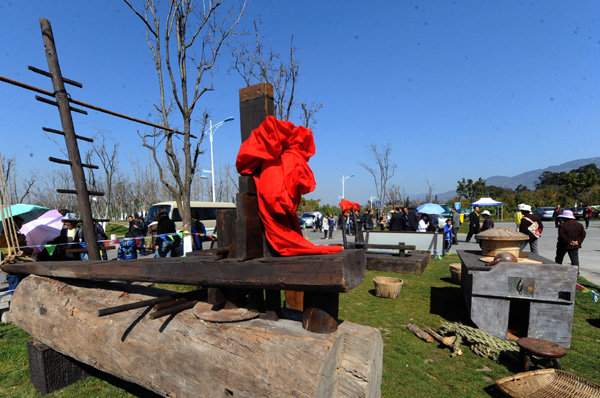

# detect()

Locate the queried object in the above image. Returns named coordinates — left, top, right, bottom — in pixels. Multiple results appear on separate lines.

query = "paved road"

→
left=302, top=221, right=600, bottom=287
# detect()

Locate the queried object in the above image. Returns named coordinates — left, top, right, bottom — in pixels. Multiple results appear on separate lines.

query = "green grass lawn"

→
left=1, top=255, right=599, bottom=397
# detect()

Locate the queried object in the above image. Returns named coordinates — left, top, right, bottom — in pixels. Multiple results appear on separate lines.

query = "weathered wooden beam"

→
left=49, top=156, right=99, bottom=169
left=236, top=83, right=275, bottom=261
left=40, top=18, right=100, bottom=261
left=11, top=276, right=383, bottom=398
left=35, top=95, right=88, bottom=114
left=27, top=65, right=83, bottom=88
left=56, top=189, right=104, bottom=196
left=1, top=249, right=365, bottom=293
left=43, top=127, right=94, bottom=143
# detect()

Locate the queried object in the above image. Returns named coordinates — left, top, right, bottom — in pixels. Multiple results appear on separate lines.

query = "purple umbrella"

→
left=19, top=209, right=64, bottom=253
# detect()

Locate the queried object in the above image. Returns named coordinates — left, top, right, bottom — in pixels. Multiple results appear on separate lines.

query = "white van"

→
left=145, top=201, right=236, bottom=234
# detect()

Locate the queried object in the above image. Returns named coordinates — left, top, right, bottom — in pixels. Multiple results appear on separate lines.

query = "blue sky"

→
left=1, top=1, right=599, bottom=206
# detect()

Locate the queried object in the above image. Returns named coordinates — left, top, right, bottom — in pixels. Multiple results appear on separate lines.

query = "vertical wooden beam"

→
left=39, top=18, right=100, bottom=260
left=236, top=83, right=275, bottom=261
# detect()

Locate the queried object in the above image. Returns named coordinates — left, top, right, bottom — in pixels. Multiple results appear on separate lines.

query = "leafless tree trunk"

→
left=125, top=0, right=245, bottom=233
left=387, top=184, right=405, bottom=208
left=359, top=142, right=397, bottom=208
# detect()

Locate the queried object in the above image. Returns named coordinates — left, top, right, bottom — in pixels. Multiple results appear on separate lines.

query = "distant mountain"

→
left=431, top=157, right=600, bottom=201
left=486, top=157, right=600, bottom=189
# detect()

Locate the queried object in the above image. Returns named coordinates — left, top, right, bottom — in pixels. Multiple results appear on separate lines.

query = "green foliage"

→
left=534, top=163, right=600, bottom=204
left=297, top=197, right=321, bottom=216
left=456, top=178, right=487, bottom=203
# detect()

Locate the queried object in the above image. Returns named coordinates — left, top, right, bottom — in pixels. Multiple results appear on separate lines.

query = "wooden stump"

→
left=11, top=276, right=382, bottom=398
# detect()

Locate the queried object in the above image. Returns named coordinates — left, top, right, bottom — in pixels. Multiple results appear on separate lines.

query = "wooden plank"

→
left=528, top=302, right=574, bottom=348
left=470, top=296, right=510, bottom=340
left=1, top=249, right=366, bottom=293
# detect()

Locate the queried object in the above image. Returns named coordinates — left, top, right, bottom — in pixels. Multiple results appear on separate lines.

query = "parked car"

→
left=299, top=211, right=322, bottom=228
left=568, top=207, right=585, bottom=220
left=534, top=207, right=555, bottom=220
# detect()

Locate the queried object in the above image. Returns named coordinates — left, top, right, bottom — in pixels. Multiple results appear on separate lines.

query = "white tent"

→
left=471, top=197, right=503, bottom=220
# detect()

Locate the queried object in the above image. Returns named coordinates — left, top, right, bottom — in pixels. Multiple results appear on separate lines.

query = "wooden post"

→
left=236, top=83, right=275, bottom=261
left=39, top=18, right=100, bottom=260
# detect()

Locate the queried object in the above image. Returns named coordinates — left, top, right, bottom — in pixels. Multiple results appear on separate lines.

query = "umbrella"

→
left=19, top=209, right=64, bottom=253
left=416, top=203, right=445, bottom=215
left=0, top=204, right=50, bottom=233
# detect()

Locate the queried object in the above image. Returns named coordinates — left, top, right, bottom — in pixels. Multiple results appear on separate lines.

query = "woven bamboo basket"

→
left=373, top=277, right=403, bottom=299
left=496, top=369, right=600, bottom=398
left=449, top=263, right=461, bottom=284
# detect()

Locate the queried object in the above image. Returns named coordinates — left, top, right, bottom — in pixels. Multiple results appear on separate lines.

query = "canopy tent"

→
left=471, top=197, right=503, bottom=221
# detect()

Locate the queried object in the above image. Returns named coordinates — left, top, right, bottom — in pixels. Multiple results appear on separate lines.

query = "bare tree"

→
left=124, top=0, right=245, bottom=233
left=91, top=133, right=119, bottom=219
left=387, top=184, right=405, bottom=207
left=359, top=142, right=397, bottom=207
left=425, top=180, right=435, bottom=203
left=231, top=17, right=322, bottom=127
left=1, top=155, right=36, bottom=204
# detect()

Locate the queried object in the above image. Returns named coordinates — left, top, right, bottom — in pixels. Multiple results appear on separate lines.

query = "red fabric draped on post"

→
left=339, top=199, right=360, bottom=215
left=236, top=116, right=343, bottom=256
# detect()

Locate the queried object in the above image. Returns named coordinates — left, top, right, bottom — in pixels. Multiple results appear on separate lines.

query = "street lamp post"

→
left=341, top=174, right=355, bottom=199
left=369, top=195, right=379, bottom=210
left=205, top=116, right=234, bottom=202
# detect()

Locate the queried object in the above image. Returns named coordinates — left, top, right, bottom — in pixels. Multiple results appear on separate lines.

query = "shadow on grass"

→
left=429, top=286, right=471, bottom=323
left=483, top=383, right=509, bottom=397
left=587, top=318, right=600, bottom=328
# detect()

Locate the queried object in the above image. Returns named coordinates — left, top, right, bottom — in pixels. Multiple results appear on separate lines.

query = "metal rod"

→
left=97, top=290, right=204, bottom=317
left=0, top=74, right=193, bottom=137
left=49, top=156, right=98, bottom=169
left=43, top=127, right=94, bottom=143
left=35, top=95, right=88, bottom=114
left=56, top=189, right=104, bottom=196
left=27, top=65, right=83, bottom=88
left=149, top=300, right=199, bottom=319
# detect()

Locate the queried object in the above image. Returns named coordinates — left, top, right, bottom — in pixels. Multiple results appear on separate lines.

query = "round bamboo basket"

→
left=373, top=277, right=403, bottom=299
left=449, top=263, right=461, bottom=284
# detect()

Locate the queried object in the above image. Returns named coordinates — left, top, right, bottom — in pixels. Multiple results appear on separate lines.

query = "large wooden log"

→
left=11, top=275, right=382, bottom=398
left=1, top=249, right=365, bottom=292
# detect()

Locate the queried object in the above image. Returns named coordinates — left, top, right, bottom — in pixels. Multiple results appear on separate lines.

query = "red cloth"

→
left=236, top=116, right=343, bottom=256
left=339, top=199, right=360, bottom=215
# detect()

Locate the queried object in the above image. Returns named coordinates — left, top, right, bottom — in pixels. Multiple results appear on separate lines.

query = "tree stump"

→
left=10, top=275, right=382, bottom=397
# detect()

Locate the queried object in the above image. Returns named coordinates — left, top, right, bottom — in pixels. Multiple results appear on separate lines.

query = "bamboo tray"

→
left=496, top=369, right=600, bottom=398
left=479, top=257, right=543, bottom=264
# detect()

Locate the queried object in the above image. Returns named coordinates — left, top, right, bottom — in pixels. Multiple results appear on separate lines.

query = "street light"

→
left=340, top=174, right=355, bottom=199
left=204, top=116, right=235, bottom=202
left=369, top=195, right=379, bottom=210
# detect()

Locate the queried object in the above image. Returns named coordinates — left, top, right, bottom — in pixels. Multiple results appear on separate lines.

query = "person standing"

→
left=553, top=204, right=563, bottom=228
left=555, top=209, right=586, bottom=273
left=515, top=203, right=524, bottom=230
left=417, top=214, right=429, bottom=232
left=519, top=204, right=543, bottom=254
left=133, top=215, right=148, bottom=255
left=583, top=205, right=593, bottom=229
left=389, top=208, right=403, bottom=231
left=154, top=211, right=177, bottom=258
left=465, top=205, right=481, bottom=242
left=450, top=207, right=461, bottom=244
left=480, top=210, right=494, bottom=232
left=442, top=219, right=454, bottom=255
left=328, top=214, right=335, bottom=239
left=322, top=214, right=330, bottom=239
left=191, top=211, right=207, bottom=251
